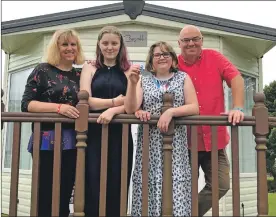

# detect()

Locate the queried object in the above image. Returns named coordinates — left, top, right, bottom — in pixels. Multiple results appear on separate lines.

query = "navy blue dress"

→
left=84, top=64, right=133, bottom=217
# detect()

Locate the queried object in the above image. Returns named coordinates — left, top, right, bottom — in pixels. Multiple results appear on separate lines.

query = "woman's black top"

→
left=21, top=63, right=81, bottom=131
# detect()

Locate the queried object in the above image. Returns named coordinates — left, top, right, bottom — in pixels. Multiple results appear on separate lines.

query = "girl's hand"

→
left=86, top=59, right=96, bottom=66
left=135, top=109, right=151, bottom=122
left=97, top=108, right=116, bottom=124
left=126, top=64, right=141, bottom=84
left=157, top=109, right=173, bottom=133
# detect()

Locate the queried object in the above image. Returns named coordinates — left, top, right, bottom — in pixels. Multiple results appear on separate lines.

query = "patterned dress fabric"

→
left=131, top=71, right=192, bottom=216
left=27, top=129, right=76, bottom=152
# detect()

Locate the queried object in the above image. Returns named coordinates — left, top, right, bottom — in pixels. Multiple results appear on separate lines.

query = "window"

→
left=226, top=75, right=257, bottom=173
left=4, top=68, right=34, bottom=170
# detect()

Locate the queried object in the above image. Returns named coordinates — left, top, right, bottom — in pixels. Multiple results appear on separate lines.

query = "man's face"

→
left=178, top=28, right=203, bottom=58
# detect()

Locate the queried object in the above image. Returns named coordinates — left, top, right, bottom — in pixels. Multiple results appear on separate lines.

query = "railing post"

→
left=252, top=93, right=269, bottom=217
left=1, top=89, right=5, bottom=130
left=161, top=93, right=174, bottom=216
left=74, top=90, right=89, bottom=217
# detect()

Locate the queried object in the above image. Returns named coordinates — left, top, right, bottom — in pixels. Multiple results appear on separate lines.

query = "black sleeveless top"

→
left=90, top=64, right=127, bottom=113
left=88, top=64, right=132, bottom=144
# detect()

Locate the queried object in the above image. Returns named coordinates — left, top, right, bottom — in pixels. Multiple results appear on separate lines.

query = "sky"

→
left=1, top=1, right=276, bottom=87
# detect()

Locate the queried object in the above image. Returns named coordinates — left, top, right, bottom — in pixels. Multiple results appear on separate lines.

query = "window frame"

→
left=2, top=67, right=35, bottom=174
left=225, top=72, right=258, bottom=174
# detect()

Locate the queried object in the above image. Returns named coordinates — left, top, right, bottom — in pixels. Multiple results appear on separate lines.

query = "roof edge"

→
left=1, top=1, right=276, bottom=41
left=1, top=2, right=124, bottom=35
left=143, top=3, right=276, bottom=41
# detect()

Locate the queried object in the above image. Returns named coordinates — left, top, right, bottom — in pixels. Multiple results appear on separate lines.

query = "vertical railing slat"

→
left=99, top=124, right=109, bottom=216
left=211, top=126, right=219, bottom=216
left=120, top=124, right=129, bottom=216
left=191, top=125, right=198, bottom=216
left=252, top=93, right=269, bottom=216
left=30, top=122, right=41, bottom=216
left=51, top=122, right=62, bottom=216
left=161, top=93, right=174, bottom=216
left=142, top=124, right=149, bottom=216
left=74, top=91, right=89, bottom=217
left=9, top=122, right=21, bottom=217
left=231, top=126, right=240, bottom=216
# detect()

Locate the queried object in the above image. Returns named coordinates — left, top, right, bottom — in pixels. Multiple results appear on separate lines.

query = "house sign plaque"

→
left=121, top=31, right=147, bottom=47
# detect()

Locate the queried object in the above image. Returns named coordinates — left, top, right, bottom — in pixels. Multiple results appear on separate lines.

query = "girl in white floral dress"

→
left=124, top=41, right=199, bottom=216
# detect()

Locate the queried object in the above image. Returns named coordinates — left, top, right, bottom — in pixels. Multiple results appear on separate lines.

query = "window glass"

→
left=4, top=68, right=34, bottom=170
left=227, top=75, right=257, bottom=173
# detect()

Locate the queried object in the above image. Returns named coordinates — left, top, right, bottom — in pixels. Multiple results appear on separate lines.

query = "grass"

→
left=269, top=193, right=276, bottom=216
left=268, top=176, right=274, bottom=181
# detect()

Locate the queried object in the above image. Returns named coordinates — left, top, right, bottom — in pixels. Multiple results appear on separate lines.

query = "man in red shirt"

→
left=178, top=25, right=245, bottom=216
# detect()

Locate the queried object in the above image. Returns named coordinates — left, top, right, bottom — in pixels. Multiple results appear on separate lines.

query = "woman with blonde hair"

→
left=80, top=25, right=133, bottom=217
left=125, top=41, right=199, bottom=216
left=21, top=29, right=85, bottom=217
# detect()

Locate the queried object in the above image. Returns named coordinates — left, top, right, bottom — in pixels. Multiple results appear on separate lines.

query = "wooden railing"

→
left=1, top=89, right=276, bottom=217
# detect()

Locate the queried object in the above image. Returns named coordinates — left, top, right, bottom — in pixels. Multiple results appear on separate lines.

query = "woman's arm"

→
left=167, top=74, right=199, bottom=117
left=28, top=101, right=79, bottom=118
left=28, top=101, right=60, bottom=112
left=109, top=105, right=125, bottom=115
left=97, top=105, right=127, bottom=124
left=124, top=65, right=143, bottom=114
left=124, top=78, right=143, bottom=114
left=80, top=63, right=124, bottom=110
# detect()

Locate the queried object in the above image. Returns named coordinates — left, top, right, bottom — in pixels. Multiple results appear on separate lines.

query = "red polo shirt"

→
left=178, top=49, right=240, bottom=151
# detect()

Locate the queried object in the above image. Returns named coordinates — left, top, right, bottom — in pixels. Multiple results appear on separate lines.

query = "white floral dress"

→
left=131, top=71, right=191, bottom=216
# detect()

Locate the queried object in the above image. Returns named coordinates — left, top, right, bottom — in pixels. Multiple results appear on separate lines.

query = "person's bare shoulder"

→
left=82, top=62, right=97, bottom=76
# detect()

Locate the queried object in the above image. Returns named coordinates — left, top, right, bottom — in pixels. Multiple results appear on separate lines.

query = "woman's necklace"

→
left=153, top=73, right=174, bottom=93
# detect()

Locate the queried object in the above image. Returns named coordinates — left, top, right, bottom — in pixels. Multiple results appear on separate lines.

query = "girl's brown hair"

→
left=145, top=41, right=178, bottom=73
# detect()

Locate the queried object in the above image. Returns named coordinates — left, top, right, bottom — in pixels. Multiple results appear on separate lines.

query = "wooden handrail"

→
left=0, top=90, right=271, bottom=217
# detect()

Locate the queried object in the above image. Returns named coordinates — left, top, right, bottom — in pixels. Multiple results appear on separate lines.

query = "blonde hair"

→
left=145, top=41, right=178, bottom=73
left=44, top=29, right=85, bottom=65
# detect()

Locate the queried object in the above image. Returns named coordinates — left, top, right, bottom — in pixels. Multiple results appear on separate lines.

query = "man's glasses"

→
left=179, top=37, right=202, bottom=44
left=153, top=52, right=171, bottom=59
